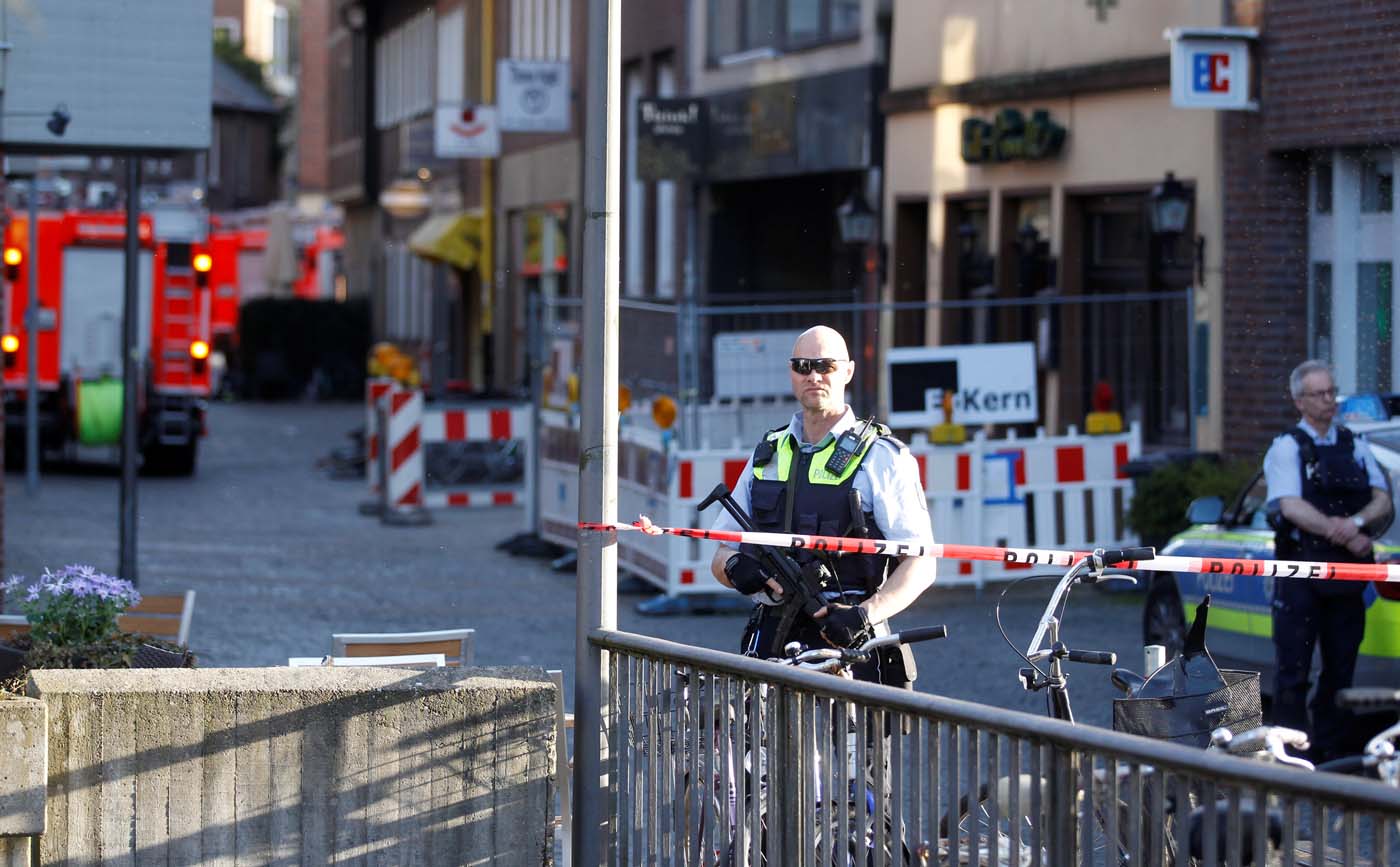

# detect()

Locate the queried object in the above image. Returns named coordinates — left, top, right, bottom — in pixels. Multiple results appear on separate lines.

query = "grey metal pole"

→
left=525, top=288, right=542, bottom=535
left=573, top=0, right=620, bottom=862
left=1186, top=283, right=1197, bottom=451
left=118, top=157, right=141, bottom=585
left=23, top=182, right=38, bottom=494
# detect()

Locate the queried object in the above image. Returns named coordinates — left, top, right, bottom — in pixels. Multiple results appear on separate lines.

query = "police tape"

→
left=577, top=520, right=1400, bottom=584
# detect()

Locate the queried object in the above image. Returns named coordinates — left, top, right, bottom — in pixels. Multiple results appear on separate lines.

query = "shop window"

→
left=654, top=58, right=679, bottom=299
left=1357, top=261, right=1392, bottom=392
left=786, top=0, right=821, bottom=46
left=1360, top=152, right=1393, bottom=213
left=1314, top=155, right=1332, bottom=215
left=1310, top=262, right=1332, bottom=362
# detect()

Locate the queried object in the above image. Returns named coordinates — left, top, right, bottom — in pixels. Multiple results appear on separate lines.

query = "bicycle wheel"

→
left=941, top=773, right=1173, bottom=866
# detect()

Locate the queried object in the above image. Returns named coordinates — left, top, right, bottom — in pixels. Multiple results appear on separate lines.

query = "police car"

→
left=1141, top=413, right=1400, bottom=696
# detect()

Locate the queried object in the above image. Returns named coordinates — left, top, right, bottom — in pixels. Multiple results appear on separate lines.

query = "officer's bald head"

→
left=791, top=326, right=850, bottom=361
left=789, top=326, right=854, bottom=415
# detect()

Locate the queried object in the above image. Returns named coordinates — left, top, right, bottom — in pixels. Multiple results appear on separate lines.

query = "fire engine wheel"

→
left=143, top=440, right=198, bottom=477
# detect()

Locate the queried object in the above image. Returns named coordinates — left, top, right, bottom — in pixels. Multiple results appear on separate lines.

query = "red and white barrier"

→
left=365, top=377, right=396, bottom=499
left=364, top=382, right=531, bottom=522
left=537, top=411, right=1141, bottom=594
left=383, top=387, right=427, bottom=520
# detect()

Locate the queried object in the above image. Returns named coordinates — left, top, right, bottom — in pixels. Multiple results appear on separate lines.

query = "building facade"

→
left=325, top=0, right=689, bottom=398
left=1221, top=0, right=1400, bottom=456
left=687, top=0, right=887, bottom=409
left=882, top=0, right=1227, bottom=449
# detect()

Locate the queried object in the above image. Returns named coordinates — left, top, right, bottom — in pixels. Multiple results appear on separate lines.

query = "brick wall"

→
left=1221, top=110, right=1308, bottom=458
left=1220, top=0, right=1400, bottom=457
left=1261, top=0, right=1400, bottom=152
left=298, top=0, right=331, bottom=192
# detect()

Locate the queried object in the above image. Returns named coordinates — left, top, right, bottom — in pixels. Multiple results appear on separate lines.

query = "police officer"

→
left=708, top=325, right=937, bottom=687
left=1264, top=359, right=1391, bottom=761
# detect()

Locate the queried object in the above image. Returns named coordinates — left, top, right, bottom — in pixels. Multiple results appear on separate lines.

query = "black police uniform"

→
left=1271, top=426, right=1372, bottom=760
left=736, top=422, right=917, bottom=688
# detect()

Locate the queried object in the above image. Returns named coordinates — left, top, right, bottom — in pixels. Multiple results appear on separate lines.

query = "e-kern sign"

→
left=887, top=343, right=1039, bottom=427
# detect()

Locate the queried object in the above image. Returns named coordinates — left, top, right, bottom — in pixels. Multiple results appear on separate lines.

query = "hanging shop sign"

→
left=1166, top=28, right=1258, bottom=111
left=497, top=59, right=571, bottom=132
left=434, top=105, right=501, bottom=158
left=636, top=98, right=707, bottom=180
left=960, top=108, right=1066, bottom=164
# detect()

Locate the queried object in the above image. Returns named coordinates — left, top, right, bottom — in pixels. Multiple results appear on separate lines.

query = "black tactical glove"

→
left=723, top=552, right=774, bottom=596
left=819, top=602, right=873, bottom=649
left=800, top=560, right=836, bottom=594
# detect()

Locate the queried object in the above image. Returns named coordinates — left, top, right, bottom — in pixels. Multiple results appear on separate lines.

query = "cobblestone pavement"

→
left=5, top=401, right=1150, bottom=729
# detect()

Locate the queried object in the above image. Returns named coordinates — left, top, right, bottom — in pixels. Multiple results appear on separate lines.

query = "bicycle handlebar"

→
left=783, top=624, right=949, bottom=668
left=891, top=625, right=948, bottom=644
left=1098, top=546, right=1155, bottom=566
left=1066, top=649, right=1116, bottom=665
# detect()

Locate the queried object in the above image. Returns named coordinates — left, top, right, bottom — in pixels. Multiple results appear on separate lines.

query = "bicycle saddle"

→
left=1110, top=668, right=1146, bottom=697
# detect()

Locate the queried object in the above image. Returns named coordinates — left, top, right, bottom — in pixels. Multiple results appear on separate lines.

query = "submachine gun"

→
left=697, top=482, right=846, bottom=648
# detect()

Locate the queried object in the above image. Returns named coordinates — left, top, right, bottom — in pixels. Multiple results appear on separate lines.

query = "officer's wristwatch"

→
left=1352, top=515, right=1367, bottom=529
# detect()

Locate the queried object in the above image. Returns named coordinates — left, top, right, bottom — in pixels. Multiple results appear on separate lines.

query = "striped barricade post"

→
left=358, top=377, right=397, bottom=516
left=917, top=436, right=985, bottom=584
left=380, top=385, right=432, bottom=526
left=417, top=403, right=531, bottom=511
left=664, top=450, right=752, bottom=595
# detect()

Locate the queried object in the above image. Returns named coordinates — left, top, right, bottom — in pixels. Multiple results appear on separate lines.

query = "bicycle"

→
left=660, top=625, right=950, bottom=867
left=941, top=544, right=1176, bottom=865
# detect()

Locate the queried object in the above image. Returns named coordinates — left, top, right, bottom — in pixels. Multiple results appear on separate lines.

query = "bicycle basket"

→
left=1112, top=669, right=1262, bottom=748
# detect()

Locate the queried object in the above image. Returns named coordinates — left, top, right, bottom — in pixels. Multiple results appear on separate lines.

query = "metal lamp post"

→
left=837, top=189, right=878, bottom=415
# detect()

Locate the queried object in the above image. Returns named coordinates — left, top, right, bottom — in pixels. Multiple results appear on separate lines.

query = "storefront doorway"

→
left=1075, top=192, right=1191, bottom=446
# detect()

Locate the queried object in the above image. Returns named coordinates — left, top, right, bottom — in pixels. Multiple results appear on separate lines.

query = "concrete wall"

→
left=889, top=0, right=1220, bottom=91
left=0, top=697, right=45, bottom=867
left=27, top=667, right=555, bottom=866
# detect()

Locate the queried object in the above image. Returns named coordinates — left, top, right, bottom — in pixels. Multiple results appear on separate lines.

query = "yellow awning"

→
left=407, top=212, right=483, bottom=272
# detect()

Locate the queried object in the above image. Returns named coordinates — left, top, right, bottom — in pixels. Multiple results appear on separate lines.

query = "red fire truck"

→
left=1, top=209, right=213, bottom=475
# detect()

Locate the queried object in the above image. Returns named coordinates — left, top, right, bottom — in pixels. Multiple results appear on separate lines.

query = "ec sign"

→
left=1167, top=28, right=1256, bottom=110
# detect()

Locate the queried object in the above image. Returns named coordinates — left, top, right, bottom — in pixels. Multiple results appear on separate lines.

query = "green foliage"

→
left=1125, top=458, right=1260, bottom=548
left=3, top=566, right=140, bottom=647
left=213, top=32, right=273, bottom=98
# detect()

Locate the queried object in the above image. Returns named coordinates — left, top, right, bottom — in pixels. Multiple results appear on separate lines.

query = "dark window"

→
left=1314, top=156, right=1332, bottom=214
left=1361, top=152, right=1393, bottom=213
left=1358, top=261, right=1393, bottom=392
left=166, top=243, right=193, bottom=269
left=709, top=0, right=858, bottom=62
left=1311, top=262, right=1332, bottom=361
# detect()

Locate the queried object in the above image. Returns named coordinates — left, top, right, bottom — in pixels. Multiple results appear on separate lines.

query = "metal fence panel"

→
left=596, top=628, right=1400, bottom=867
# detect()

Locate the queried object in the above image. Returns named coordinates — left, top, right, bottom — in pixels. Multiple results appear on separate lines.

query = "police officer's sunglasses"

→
left=789, top=357, right=847, bottom=375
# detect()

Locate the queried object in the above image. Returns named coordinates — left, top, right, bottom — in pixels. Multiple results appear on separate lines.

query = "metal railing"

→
left=591, top=629, right=1400, bottom=866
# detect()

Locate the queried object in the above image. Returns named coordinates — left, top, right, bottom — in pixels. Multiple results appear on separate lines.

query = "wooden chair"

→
left=289, top=653, right=447, bottom=668
left=117, top=591, right=196, bottom=646
left=0, top=615, right=29, bottom=643
left=331, top=628, right=475, bottom=667
left=547, top=669, right=574, bottom=867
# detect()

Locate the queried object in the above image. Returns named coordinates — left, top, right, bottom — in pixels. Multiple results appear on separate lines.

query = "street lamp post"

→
left=1148, top=170, right=1200, bottom=450
left=837, top=189, right=878, bottom=414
